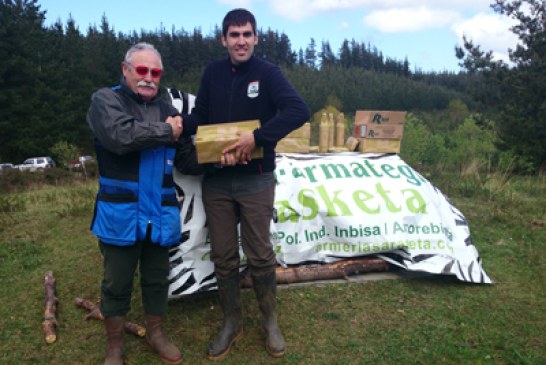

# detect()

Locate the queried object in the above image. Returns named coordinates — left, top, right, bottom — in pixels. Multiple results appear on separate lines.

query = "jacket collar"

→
left=228, top=55, right=256, bottom=73
left=119, top=78, right=162, bottom=103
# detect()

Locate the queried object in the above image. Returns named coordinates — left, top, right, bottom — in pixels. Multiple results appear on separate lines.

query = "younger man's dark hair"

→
left=222, top=8, right=257, bottom=37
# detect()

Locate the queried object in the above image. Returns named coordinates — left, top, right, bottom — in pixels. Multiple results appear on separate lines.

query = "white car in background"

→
left=0, top=163, right=15, bottom=173
left=18, top=157, right=56, bottom=172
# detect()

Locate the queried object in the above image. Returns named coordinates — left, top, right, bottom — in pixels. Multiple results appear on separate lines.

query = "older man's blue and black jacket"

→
left=86, top=82, right=181, bottom=247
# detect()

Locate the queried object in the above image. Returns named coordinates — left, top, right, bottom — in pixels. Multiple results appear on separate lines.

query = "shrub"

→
left=0, top=167, right=93, bottom=195
left=50, top=141, right=80, bottom=168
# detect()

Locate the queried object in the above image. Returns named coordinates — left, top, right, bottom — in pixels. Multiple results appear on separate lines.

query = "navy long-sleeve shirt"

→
left=183, top=56, right=310, bottom=173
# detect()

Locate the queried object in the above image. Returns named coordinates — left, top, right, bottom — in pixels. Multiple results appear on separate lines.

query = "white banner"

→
left=169, top=153, right=491, bottom=298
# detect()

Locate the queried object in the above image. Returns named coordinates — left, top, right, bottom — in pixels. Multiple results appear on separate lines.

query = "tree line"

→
left=1, top=0, right=544, bottom=173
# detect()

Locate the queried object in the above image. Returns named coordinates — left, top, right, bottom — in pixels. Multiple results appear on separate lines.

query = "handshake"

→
left=166, top=115, right=183, bottom=141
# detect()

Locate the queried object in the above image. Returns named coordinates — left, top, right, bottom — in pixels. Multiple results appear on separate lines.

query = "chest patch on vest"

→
left=247, top=81, right=259, bottom=98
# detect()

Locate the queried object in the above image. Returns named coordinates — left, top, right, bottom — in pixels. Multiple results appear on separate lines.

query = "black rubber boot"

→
left=104, top=316, right=125, bottom=365
left=252, top=270, right=286, bottom=357
left=207, top=270, right=244, bottom=361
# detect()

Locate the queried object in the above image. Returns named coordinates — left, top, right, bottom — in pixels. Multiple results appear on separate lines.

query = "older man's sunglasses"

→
left=132, top=64, right=162, bottom=78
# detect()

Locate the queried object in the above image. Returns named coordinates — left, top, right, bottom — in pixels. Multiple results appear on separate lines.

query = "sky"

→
left=37, top=0, right=520, bottom=73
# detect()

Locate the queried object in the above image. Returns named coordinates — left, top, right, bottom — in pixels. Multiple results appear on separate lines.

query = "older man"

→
left=87, top=42, right=183, bottom=365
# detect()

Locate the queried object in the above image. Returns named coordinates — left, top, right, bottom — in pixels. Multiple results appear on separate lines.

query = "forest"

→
left=1, top=0, right=544, bottom=173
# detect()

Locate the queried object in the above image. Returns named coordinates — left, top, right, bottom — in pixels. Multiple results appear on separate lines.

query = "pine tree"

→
left=456, top=0, right=546, bottom=172
left=0, top=0, right=49, bottom=162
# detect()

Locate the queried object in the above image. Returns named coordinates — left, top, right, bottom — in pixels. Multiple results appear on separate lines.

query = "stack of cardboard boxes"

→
left=193, top=111, right=406, bottom=163
left=352, top=110, right=406, bottom=153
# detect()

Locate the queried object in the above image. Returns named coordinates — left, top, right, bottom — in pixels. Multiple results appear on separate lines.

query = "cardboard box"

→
left=284, top=122, right=311, bottom=139
left=354, top=110, right=407, bottom=127
left=354, top=124, right=405, bottom=139
left=276, top=123, right=311, bottom=153
left=195, top=120, right=263, bottom=163
left=276, top=138, right=310, bottom=153
left=357, top=138, right=401, bottom=154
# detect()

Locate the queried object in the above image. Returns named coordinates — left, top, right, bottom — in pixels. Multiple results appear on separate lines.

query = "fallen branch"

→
left=42, top=271, right=58, bottom=344
left=74, top=297, right=104, bottom=321
left=74, top=298, right=146, bottom=337
left=124, top=321, right=146, bottom=337
left=241, top=258, right=389, bottom=287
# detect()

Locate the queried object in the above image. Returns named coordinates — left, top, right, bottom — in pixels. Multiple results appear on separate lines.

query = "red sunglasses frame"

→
left=132, top=65, right=163, bottom=78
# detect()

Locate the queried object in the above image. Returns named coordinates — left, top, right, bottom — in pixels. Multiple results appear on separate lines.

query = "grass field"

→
left=0, top=172, right=545, bottom=365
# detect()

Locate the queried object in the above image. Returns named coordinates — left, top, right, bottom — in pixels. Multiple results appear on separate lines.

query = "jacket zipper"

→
left=228, top=66, right=237, bottom=120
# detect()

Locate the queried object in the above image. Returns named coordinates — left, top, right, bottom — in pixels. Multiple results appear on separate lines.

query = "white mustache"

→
left=137, top=81, right=156, bottom=89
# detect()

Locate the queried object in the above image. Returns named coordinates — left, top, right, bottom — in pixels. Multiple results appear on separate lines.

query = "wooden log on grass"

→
left=42, top=271, right=58, bottom=344
left=241, top=258, right=389, bottom=287
left=74, top=298, right=146, bottom=337
left=124, top=321, right=146, bottom=337
left=74, top=297, right=104, bottom=320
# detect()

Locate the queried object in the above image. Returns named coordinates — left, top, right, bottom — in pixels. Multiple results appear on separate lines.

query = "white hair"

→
left=124, top=42, right=163, bottom=68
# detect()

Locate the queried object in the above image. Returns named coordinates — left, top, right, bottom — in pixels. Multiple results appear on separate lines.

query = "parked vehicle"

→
left=0, top=163, right=15, bottom=173
left=18, top=157, right=56, bottom=172
left=65, top=155, right=95, bottom=170
left=79, top=155, right=94, bottom=164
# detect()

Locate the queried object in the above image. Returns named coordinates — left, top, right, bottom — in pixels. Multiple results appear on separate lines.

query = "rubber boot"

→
left=104, top=316, right=125, bottom=365
left=252, top=270, right=286, bottom=357
left=207, top=270, right=244, bottom=361
left=145, top=315, right=183, bottom=365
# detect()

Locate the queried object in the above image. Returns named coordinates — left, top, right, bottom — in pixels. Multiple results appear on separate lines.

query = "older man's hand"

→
left=166, top=115, right=183, bottom=141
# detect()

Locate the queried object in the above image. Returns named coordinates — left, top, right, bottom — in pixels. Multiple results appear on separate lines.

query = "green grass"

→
left=0, top=173, right=545, bottom=365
